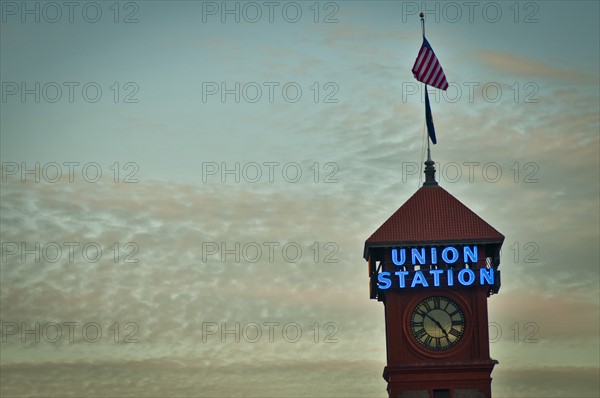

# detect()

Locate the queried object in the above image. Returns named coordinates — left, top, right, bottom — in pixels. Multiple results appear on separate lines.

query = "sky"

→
left=0, top=0, right=599, bottom=397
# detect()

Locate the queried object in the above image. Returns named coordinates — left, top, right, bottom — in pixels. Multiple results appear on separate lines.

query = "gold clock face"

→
left=410, top=296, right=465, bottom=351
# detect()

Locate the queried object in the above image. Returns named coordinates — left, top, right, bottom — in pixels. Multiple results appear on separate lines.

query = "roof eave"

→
left=363, top=235, right=505, bottom=260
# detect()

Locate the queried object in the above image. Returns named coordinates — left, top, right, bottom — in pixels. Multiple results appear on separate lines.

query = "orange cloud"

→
left=476, top=50, right=598, bottom=84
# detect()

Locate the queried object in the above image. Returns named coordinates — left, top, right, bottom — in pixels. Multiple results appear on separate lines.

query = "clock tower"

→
left=364, top=158, right=504, bottom=398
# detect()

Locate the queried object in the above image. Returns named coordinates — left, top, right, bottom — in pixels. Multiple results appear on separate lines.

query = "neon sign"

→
left=391, top=246, right=478, bottom=266
left=377, top=245, right=495, bottom=290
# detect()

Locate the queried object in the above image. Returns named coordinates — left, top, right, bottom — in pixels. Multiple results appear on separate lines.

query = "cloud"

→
left=0, top=359, right=388, bottom=397
left=494, top=366, right=600, bottom=397
left=0, top=178, right=385, bottom=374
left=490, top=287, right=599, bottom=344
left=475, top=50, right=599, bottom=85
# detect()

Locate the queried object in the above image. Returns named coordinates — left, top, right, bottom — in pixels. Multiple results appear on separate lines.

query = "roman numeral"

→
left=413, top=321, right=424, bottom=328
left=449, top=328, right=462, bottom=338
left=413, top=313, right=424, bottom=322
left=414, top=329, right=427, bottom=339
left=452, top=319, right=463, bottom=326
left=424, top=335, right=433, bottom=347
left=433, top=297, right=441, bottom=309
left=423, top=301, right=432, bottom=311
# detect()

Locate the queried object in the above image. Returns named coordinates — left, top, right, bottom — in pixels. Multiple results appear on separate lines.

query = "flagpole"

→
left=420, top=12, right=432, bottom=156
left=419, top=12, right=438, bottom=186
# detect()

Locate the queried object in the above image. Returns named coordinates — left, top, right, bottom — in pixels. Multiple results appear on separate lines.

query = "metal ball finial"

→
left=419, top=12, right=424, bottom=18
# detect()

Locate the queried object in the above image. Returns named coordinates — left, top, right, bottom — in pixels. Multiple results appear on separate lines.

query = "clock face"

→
left=410, top=296, right=465, bottom=351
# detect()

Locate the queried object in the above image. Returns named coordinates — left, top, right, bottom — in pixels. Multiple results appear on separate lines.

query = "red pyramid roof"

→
left=364, top=185, right=504, bottom=259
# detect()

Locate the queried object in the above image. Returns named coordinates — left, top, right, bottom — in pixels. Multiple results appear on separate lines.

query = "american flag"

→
left=412, top=37, right=449, bottom=91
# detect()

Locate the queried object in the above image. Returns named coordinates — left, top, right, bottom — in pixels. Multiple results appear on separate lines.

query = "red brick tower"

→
left=364, top=159, right=504, bottom=398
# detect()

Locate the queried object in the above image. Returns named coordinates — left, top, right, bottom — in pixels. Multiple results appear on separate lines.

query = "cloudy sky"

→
left=1, top=1, right=599, bottom=396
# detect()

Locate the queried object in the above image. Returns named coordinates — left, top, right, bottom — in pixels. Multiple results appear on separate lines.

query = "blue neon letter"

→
left=395, top=271, right=409, bottom=288
left=480, top=268, right=494, bottom=285
left=378, top=272, right=391, bottom=289
left=430, top=247, right=438, bottom=264
left=391, top=248, right=406, bottom=266
left=429, top=269, right=444, bottom=287
left=458, top=268, right=476, bottom=286
left=411, top=270, right=429, bottom=288
left=411, top=248, right=426, bottom=265
left=464, top=246, right=478, bottom=263
left=442, top=246, right=459, bottom=264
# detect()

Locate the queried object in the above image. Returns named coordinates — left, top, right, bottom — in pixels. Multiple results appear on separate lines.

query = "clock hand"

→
left=417, top=310, right=449, bottom=338
left=436, top=321, right=450, bottom=338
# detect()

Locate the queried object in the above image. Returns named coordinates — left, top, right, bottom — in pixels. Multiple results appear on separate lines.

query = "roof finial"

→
left=423, top=139, right=438, bottom=186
